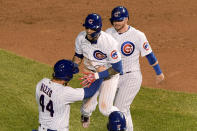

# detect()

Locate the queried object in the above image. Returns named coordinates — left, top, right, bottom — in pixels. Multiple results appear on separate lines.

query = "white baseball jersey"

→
left=106, top=26, right=153, bottom=131
left=75, top=31, right=121, bottom=117
left=106, top=26, right=152, bottom=73
left=75, top=31, right=121, bottom=71
left=36, top=78, right=84, bottom=131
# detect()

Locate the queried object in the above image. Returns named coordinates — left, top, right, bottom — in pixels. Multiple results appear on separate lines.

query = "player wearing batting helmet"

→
left=107, top=111, right=127, bottom=131
left=72, top=13, right=124, bottom=128
left=35, top=59, right=104, bottom=131
left=106, top=6, right=165, bottom=131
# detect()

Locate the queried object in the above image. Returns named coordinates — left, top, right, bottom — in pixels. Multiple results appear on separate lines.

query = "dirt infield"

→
left=0, top=0, right=196, bottom=93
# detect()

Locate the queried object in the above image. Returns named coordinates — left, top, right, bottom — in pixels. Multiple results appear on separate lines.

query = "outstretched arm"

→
left=83, top=78, right=104, bottom=99
left=94, top=60, right=123, bottom=79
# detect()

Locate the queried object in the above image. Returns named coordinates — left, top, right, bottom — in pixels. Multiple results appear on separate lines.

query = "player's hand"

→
left=156, top=73, right=165, bottom=84
left=80, top=72, right=97, bottom=88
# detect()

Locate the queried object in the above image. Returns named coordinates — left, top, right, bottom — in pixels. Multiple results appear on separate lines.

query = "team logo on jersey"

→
left=121, top=41, right=135, bottom=56
left=93, top=50, right=107, bottom=60
left=111, top=50, right=118, bottom=59
left=143, top=42, right=150, bottom=51
left=88, top=19, right=94, bottom=24
left=114, top=11, right=120, bottom=17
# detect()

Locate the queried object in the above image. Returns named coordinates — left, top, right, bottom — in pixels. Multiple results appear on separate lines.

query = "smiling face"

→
left=112, top=18, right=128, bottom=33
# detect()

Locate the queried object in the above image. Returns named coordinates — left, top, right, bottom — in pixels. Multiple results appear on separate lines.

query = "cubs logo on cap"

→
left=143, top=42, right=150, bottom=51
left=88, top=19, right=94, bottom=24
left=114, top=11, right=120, bottom=17
left=121, top=41, right=135, bottom=56
left=111, top=50, right=118, bottom=59
left=93, top=50, right=107, bottom=60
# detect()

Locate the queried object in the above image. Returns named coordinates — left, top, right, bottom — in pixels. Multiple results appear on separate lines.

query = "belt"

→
left=125, top=71, right=131, bottom=74
left=120, top=71, right=131, bottom=75
left=39, top=124, right=57, bottom=131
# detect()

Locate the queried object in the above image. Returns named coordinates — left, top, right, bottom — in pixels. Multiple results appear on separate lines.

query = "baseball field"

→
left=0, top=0, right=196, bottom=131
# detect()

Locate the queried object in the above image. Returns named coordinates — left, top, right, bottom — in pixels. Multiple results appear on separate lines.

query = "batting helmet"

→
left=110, top=6, right=129, bottom=24
left=53, top=59, right=79, bottom=81
left=107, top=111, right=126, bottom=131
left=83, top=13, right=102, bottom=37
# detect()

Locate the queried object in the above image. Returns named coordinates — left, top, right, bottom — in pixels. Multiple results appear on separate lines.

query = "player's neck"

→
left=52, top=79, right=68, bottom=86
left=86, top=35, right=99, bottom=44
left=117, top=24, right=129, bottom=34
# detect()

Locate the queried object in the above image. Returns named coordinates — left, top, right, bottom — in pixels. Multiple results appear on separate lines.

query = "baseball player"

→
left=35, top=59, right=104, bottom=131
left=107, top=111, right=127, bottom=131
left=106, top=6, right=165, bottom=131
left=72, top=13, right=123, bottom=128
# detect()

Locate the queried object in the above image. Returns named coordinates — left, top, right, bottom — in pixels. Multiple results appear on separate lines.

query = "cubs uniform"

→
left=75, top=30, right=121, bottom=116
left=36, top=78, right=84, bottom=131
left=106, top=26, right=152, bottom=130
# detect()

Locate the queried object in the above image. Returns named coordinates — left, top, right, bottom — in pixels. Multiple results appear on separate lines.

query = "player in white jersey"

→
left=106, top=6, right=165, bottom=131
left=72, top=13, right=124, bottom=128
left=35, top=59, right=105, bottom=131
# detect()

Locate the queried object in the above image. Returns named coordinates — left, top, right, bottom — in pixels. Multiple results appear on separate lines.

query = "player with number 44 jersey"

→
left=35, top=59, right=104, bottom=131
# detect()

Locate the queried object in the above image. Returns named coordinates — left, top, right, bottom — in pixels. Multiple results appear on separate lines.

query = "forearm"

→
left=83, top=79, right=104, bottom=99
left=146, top=52, right=162, bottom=75
left=95, top=60, right=123, bottom=79
left=72, top=55, right=83, bottom=66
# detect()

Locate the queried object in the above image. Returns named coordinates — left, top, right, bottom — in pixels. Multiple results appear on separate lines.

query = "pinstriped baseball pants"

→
left=114, top=71, right=142, bottom=131
left=81, top=74, right=120, bottom=117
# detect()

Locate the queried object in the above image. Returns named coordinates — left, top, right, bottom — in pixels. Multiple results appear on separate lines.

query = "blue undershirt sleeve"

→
left=111, top=60, right=123, bottom=75
left=146, top=52, right=157, bottom=65
left=83, top=78, right=104, bottom=99
left=74, top=52, right=84, bottom=59
left=146, top=52, right=162, bottom=75
left=98, top=60, right=123, bottom=78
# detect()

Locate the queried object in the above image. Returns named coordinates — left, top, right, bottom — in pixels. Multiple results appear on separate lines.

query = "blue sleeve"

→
left=146, top=52, right=162, bottom=75
left=111, top=60, right=123, bottom=75
left=98, top=60, right=123, bottom=78
left=83, top=79, right=104, bottom=99
left=146, top=52, right=157, bottom=65
left=74, top=52, right=84, bottom=59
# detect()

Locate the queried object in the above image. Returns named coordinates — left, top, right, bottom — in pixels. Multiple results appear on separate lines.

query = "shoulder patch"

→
left=121, top=41, right=135, bottom=56
left=93, top=50, right=107, bottom=60
left=143, top=42, right=150, bottom=51
left=111, top=50, right=118, bottom=59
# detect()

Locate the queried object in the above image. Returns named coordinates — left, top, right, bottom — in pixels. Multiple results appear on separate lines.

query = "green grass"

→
left=0, top=48, right=197, bottom=131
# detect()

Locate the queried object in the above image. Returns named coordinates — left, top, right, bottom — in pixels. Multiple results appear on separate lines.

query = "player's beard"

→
left=114, top=23, right=126, bottom=32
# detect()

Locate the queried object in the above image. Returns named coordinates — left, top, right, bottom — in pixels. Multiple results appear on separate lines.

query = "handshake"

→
left=80, top=66, right=106, bottom=87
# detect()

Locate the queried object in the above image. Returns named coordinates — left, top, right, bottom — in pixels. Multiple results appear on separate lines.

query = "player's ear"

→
left=125, top=17, right=129, bottom=23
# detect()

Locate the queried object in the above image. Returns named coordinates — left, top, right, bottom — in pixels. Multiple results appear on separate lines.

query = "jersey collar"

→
left=85, top=35, right=99, bottom=44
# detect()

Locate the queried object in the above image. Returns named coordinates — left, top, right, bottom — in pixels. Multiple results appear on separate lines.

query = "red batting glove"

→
left=80, top=72, right=96, bottom=88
